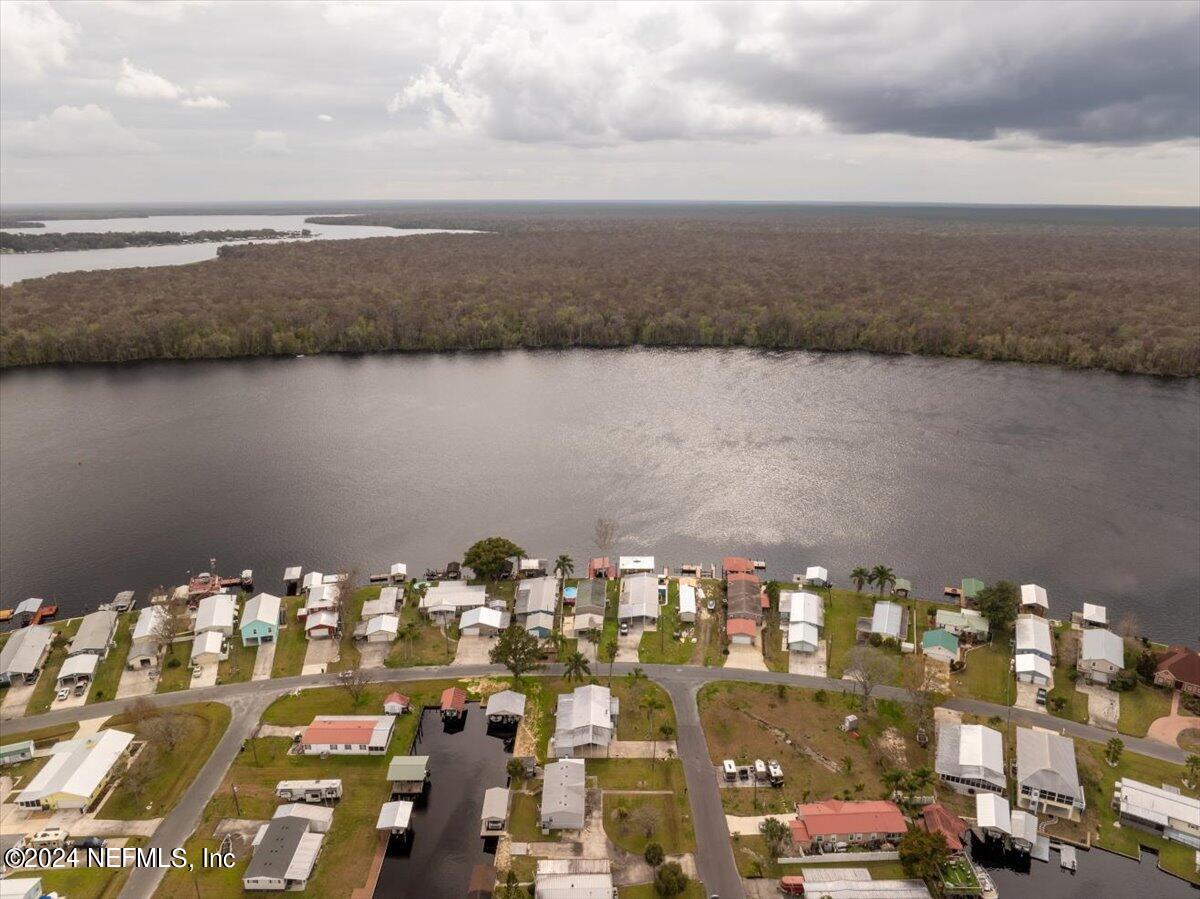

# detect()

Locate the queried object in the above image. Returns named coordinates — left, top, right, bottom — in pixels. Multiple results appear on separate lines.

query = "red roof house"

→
left=299, top=715, right=395, bottom=754
left=440, top=686, right=467, bottom=717
left=788, top=799, right=908, bottom=849
left=726, top=619, right=758, bottom=639
left=917, top=802, right=968, bottom=852
left=1155, top=645, right=1200, bottom=695
left=723, top=556, right=755, bottom=577
left=587, top=557, right=617, bottom=579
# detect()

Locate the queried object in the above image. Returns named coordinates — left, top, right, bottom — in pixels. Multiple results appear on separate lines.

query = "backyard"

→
left=154, top=640, right=193, bottom=693
left=953, top=632, right=1014, bottom=705
left=637, top=580, right=694, bottom=665
left=24, top=617, right=82, bottom=715
left=86, top=612, right=134, bottom=703
left=270, top=595, right=308, bottom=677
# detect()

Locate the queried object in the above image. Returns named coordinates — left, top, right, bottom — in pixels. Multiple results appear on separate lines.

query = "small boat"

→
left=0, top=609, right=12, bottom=622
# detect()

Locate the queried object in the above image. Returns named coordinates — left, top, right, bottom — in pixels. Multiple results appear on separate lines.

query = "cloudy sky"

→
left=2, top=0, right=1198, bottom=205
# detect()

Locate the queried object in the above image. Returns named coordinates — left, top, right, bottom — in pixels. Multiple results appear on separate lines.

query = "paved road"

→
left=3, top=662, right=1188, bottom=899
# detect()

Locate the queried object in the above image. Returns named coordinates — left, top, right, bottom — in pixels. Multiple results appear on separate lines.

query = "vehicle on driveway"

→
left=619, top=622, right=629, bottom=636
left=56, top=688, right=70, bottom=702
left=1036, top=687, right=1048, bottom=706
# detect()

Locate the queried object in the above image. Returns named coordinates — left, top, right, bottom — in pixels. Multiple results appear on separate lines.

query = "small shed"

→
left=480, top=787, right=510, bottom=836
left=440, top=686, right=467, bottom=719
left=376, top=800, right=414, bottom=835
left=283, top=566, right=303, bottom=595
left=678, top=583, right=697, bottom=622
left=383, top=692, right=410, bottom=715
left=485, top=690, right=526, bottom=724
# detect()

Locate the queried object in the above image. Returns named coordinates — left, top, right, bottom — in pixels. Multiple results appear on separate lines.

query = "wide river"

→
left=0, top=213, right=460, bottom=285
left=1, top=348, right=1197, bottom=643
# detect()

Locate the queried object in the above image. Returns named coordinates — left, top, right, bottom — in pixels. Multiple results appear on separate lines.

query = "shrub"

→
left=644, top=842, right=664, bottom=867
left=166, top=656, right=181, bottom=669
left=654, top=861, right=689, bottom=896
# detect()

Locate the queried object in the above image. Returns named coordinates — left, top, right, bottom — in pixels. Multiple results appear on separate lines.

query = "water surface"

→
left=0, top=349, right=1196, bottom=643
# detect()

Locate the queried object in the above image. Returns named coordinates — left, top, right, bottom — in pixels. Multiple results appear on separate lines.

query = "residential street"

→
left=2, top=661, right=1189, bottom=899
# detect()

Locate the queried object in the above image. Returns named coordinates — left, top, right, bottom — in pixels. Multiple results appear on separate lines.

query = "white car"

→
left=56, top=688, right=70, bottom=702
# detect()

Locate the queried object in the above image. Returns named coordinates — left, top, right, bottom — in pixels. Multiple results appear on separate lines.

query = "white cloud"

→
left=317, top=114, right=334, bottom=122
left=245, top=130, right=290, bottom=156
left=103, top=1, right=213, bottom=20
left=2, top=104, right=157, bottom=157
left=116, top=57, right=182, bottom=100
left=0, top=0, right=77, bottom=81
left=182, top=95, right=229, bottom=109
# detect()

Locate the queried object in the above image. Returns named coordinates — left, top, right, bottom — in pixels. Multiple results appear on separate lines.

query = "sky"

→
left=1, top=0, right=1198, bottom=206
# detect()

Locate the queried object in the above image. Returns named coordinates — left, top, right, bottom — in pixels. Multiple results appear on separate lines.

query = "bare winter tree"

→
left=144, top=712, right=186, bottom=753
left=339, top=668, right=370, bottom=708
left=593, top=517, right=618, bottom=556
left=151, top=596, right=189, bottom=655
left=845, top=645, right=900, bottom=711
left=902, top=658, right=941, bottom=731
left=1117, top=612, right=1141, bottom=642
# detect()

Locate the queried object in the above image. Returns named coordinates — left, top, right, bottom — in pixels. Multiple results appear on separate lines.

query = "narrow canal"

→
left=375, top=703, right=513, bottom=898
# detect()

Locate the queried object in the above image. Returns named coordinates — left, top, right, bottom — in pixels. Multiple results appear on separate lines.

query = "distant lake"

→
left=0, top=214, right=468, bottom=285
left=1, top=348, right=1196, bottom=644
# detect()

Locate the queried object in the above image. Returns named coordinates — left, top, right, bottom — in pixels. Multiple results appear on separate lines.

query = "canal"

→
left=375, top=703, right=513, bottom=898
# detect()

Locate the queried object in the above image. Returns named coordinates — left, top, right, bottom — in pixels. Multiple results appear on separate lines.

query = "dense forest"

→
left=1, top=207, right=1197, bottom=375
left=0, top=228, right=308, bottom=253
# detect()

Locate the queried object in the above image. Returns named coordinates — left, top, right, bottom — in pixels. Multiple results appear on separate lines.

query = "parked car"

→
left=619, top=622, right=629, bottom=636
left=56, top=688, right=70, bottom=702
left=71, top=836, right=106, bottom=851
left=1036, top=687, right=1048, bottom=706
left=73, top=682, right=87, bottom=696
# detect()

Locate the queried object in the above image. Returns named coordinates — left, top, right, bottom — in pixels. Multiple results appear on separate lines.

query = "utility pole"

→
left=231, top=784, right=241, bottom=817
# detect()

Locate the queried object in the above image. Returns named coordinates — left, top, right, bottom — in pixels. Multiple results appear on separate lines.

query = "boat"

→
left=0, top=609, right=12, bottom=622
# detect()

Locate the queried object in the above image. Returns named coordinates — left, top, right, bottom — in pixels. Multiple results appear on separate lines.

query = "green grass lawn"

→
left=953, top=632, right=1014, bottom=705
left=824, top=589, right=877, bottom=679
left=155, top=641, right=193, bottom=693
left=1117, top=683, right=1175, bottom=737
left=25, top=618, right=83, bottom=714
left=22, top=837, right=146, bottom=899
left=261, top=677, right=463, bottom=725
left=759, top=586, right=789, bottom=674
left=86, top=612, right=134, bottom=704
left=271, top=596, right=308, bottom=677
left=508, top=789, right=558, bottom=842
left=638, top=582, right=693, bottom=665
left=588, top=759, right=686, bottom=791
left=619, top=882, right=706, bottom=899
left=157, top=681, right=454, bottom=899
left=385, top=603, right=456, bottom=668
left=597, top=579, right=621, bottom=665
left=603, top=791, right=695, bottom=855
left=99, top=702, right=231, bottom=819
left=328, top=584, right=373, bottom=672
left=218, top=630, right=257, bottom=684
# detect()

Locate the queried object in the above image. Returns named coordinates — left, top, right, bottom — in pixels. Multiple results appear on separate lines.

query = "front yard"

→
left=1117, top=683, right=1175, bottom=737
left=154, top=641, right=193, bottom=693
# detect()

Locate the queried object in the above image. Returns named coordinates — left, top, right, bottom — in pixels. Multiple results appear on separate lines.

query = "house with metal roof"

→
left=300, top=715, right=394, bottom=755
left=867, top=601, right=906, bottom=642
left=127, top=606, right=167, bottom=668
left=1079, top=628, right=1125, bottom=684
left=485, top=690, right=527, bottom=723
left=781, top=591, right=824, bottom=653
left=804, top=566, right=830, bottom=588
left=726, top=572, right=762, bottom=624
left=1020, top=583, right=1049, bottom=616
left=552, top=685, right=618, bottom=756
left=1112, top=778, right=1200, bottom=848
left=534, top=859, right=613, bottom=899
left=618, top=556, right=655, bottom=574
left=15, top=729, right=133, bottom=811
left=922, top=628, right=960, bottom=664
left=419, top=581, right=487, bottom=624
left=243, top=815, right=324, bottom=891
left=304, top=583, right=339, bottom=614
left=377, top=800, right=414, bottom=835
left=618, top=572, right=659, bottom=625
left=57, top=652, right=98, bottom=688
left=678, top=583, right=697, bottom=623
left=571, top=580, right=607, bottom=631
left=190, top=630, right=227, bottom=665
left=540, top=759, right=586, bottom=830
left=516, top=577, right=558, bottom=621
left=460, top=606, right=507, bottom=636
left=194, top=593, right=236, bottom=636
left=1016, top=727, right=1085, bottom=819
left=0, top=624, right=52, bottom=686
left=69, top=610, right=118, bottom=658
left=305, top=609, right=339, bottom=640
left=241, top=593, right=281, bottom=646
left=936, top=722, right=1005, bottom=796
left=934, top=608, right=990, bottom=642
left=1015, top=614, right=1053, bottom=661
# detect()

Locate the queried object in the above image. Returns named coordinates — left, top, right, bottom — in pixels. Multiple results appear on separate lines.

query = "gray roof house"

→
left=243, top=816, right=324, bottom=891
left=1079, top=629, right=1125, bottom=684
left=0, top=625, right=53, bottom=686
left=551, top=685, right=618, bottom=756
left=485, top=690, right=527, bottom=722
left=572, top=580, right=607, bottom=631
left=540, top=759, right=586, bottom=831
left=1016, top=727, right=1085, bottom=820
left=618, top=572, right=659, bottom=624
left=516, top=577, right=557, bottom=618
left=935, top=722, right=1005, bottom=796
left=69, top=610, right=119, bottom=658
left=862, top=600, right=906, bottom=642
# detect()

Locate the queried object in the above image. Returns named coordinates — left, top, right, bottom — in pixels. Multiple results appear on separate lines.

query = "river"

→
left=0, top=214, right=465, bottom=285
left=1, top=348, right=1196, bottom=644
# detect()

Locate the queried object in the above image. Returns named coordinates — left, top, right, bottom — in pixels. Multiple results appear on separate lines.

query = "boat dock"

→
left=1058, top=845, right=1078, bottom=871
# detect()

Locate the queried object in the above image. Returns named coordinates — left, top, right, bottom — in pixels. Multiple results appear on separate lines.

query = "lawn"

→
left=603, top=791, right=695, bottom=855
left=25, top=617, right=82, bottom=714
left=155, top=640, right=193, bottom=693
left=218, top=629, right=257, bottom=684
left=20, top=837, right=146, bottom=899
left=261, top=677, right=464, bottom=725
left=156, top=681, right=455, bottom=899
left=953, top=632, right=1014, bottom=705
left=328, top=583, right=373, bottom=673
left=638, top=581, right=694, bottom=665
left=270, top=595, right=309, bottom=677
left=759, top=584, right=789, bottom=674
left=618, top=882, right=706, bottom=899
left=99, top=701, right=231, bottom=819
left=385, top=603, right=456, bottom=668
left=1047, top=628, right=1089, bottom=725
left=587, top=759, right=686, bottom=791
left=597, top=579, right=621, bottom=666
left=508, top=789, right=558, bottom=842
left=86, top=612, right=134, bottom=704
left=699, top=680, right=932, bottom=816
left=825, top=589, right=880, bottom=679
left=1117, top=683, right=1175, bottom=737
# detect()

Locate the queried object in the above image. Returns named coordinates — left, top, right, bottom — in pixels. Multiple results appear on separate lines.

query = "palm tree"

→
left=850, top=567, right=870, bottom=592
left=555, top=554, right=574, bottom=584
left=641, top=692, right=666, bottom=762
left=563, top=650, right=591, bottom=683
left=625, top=666, right=647, bottom=697
left=398, top=621, right=419, bottom=662
left=869, top=565, right=896, bottom=595
left=604, top=636, right=617, bottom=679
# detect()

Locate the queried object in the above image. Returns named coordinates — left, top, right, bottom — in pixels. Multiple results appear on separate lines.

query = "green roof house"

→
left=922, top=628, right=960, bottom=664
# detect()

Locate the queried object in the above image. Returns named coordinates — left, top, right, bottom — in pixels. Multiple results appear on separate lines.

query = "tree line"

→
left=2, top=208, right=1196, bottom=375
left=0, top=228, right=308, bottom=253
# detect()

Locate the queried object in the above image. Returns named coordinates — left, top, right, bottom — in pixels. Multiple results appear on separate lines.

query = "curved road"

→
left=3, top=663, right=1188, bottom=899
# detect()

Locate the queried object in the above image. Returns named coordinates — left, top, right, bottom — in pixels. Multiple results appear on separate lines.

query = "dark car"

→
left=71, top=836, right=106, bottom=850
left=1036, top=687, right=1048, bottom=705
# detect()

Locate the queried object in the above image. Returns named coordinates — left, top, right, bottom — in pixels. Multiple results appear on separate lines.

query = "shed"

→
left=677, top=583, right=697, bottom=622
left=384, top=692, right=410, bottom=715
left=481, top=787, right=510, bottom=835
left=440, top=686, right=467, bottom=718
left=376, top=800, right=414, bottom=834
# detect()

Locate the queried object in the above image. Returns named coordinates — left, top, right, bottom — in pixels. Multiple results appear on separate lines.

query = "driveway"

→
left=251, top=643, right=276, bottom=681
left=190, top=663, right=219, bottom=689
left=453, top=635, right=495, bottom=666
left=359, top=643, right=390, bottom=669
left=1015, top=680, right=1049, bottom=713
left=0, top=682, right=37, bottom=718
left=301, top=638, right=338, bottom=675
left=50, top=689, right=88, bottom=712
left=117, top=665, right=158, bottom=699
left=788, top=640, right=828, bottom=678
left=1076, top=680, right=1119, bottom=730
left=614, top=626, right=641, bottom=663
left=725, top=643, right=767, bottom=672
left=1147, top=692, right=1200, bottom=746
